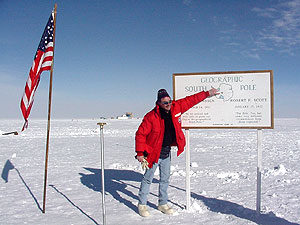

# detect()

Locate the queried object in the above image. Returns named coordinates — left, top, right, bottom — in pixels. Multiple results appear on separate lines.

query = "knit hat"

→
left=157, top=89, right=170, bottom=102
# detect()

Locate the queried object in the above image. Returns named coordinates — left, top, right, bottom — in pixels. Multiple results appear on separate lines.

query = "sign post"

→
left=173, top=70, right=274, bottom=213
left=185, top=129, right=191, bottom=211
left=256, top=129, right=263, bottom=214
left=97, top=122, right=106, bottom=225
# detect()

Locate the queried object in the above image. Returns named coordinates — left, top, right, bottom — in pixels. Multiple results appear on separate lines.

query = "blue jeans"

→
left=138, top=154, right=171, bottom=205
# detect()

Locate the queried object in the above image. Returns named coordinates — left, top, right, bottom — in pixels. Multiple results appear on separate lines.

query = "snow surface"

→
left=1, top=118, right=300, bottom=225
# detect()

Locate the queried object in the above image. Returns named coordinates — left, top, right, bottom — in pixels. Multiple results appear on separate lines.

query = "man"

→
left=135, top=88, right=219, bottom=217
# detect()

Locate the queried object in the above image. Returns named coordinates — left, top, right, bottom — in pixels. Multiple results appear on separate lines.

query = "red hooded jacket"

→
left=135, top=91, right=209, bottom=168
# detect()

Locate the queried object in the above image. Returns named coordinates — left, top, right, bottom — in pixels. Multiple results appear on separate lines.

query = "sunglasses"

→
left=162, top=100, right=172, bottom=105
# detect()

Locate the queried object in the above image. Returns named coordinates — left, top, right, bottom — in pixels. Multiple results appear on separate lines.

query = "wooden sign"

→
left=173, top=70, right=274, bottom=129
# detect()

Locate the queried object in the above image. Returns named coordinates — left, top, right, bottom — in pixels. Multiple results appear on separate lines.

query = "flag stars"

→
left=37, top=15, right=54, bottom=52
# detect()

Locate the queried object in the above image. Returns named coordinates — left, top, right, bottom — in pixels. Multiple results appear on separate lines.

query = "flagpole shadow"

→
left=1, top=159, right=42, bottom=212
left=1, top=159, right=15, bottom=182
left=49, top=184, right=99, bottom=225
left=15, top=168, right=43, bottom=212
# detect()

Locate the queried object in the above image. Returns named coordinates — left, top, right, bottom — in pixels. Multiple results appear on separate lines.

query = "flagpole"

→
left=42, top=3, right=57, bottom=214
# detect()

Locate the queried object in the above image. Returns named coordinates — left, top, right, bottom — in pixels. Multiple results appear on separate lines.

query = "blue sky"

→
left=1, top=0, right=299, bottom=119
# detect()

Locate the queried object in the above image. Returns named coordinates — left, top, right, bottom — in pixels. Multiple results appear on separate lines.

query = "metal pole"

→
left=256, top=129, right=262, bottom=214
left=185, top=129, right=191, bottom=211
left=97, top=122, right=106, bottom=225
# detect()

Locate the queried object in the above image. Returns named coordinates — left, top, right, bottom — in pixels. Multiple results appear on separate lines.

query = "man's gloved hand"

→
left=208, top=88, right=220, bottom=97
left=136, top=155, right=149, bottom=170
left=141, top=158, right=149, bottom=170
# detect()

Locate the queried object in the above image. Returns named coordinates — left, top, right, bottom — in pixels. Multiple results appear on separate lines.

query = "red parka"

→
left=135, top=91, right=210, bottom=168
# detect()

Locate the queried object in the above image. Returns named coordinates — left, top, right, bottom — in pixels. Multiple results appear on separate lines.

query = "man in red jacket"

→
left=135, top=88, right=219, bottom=217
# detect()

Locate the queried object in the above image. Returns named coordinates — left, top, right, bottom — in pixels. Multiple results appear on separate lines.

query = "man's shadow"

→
left=79, top=168, right=161, bottom=213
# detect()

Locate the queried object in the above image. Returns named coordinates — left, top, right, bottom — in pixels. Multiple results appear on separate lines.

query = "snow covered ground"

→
left=1, top=118, right=299, bottom=225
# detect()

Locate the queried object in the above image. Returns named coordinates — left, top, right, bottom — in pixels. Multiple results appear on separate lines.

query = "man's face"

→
left=158, top=96, right=172, bottom=112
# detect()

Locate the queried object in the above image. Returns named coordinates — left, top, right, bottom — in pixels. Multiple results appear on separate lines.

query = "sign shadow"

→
left=170, top=184, right=298, bottom=225
left=192, top=192, right=299, bottom=225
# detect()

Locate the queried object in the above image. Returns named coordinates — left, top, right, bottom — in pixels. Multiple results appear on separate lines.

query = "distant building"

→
left=117, top=112, right=133, bottom=120
left=125, top=112, right=133, bottom=118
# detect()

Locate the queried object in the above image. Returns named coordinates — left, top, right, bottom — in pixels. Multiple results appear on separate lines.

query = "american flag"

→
left=20, top=11, right=55, bottom=131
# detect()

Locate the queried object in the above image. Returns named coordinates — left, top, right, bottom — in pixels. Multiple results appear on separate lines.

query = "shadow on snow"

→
left=79, top=167, right=160, bottom=213
left=2, top=161, right=298, bottom=224
left=191, top=192, right=299, bottom=225
left=79, top=167, right=299, bottom=225
left=1, top=160, right=100, bottom=223
left=170, top=184, right=299, bottom=225
left=1, top=159, right=42, bottom=212
left=49, top=184, right=100, bottom=225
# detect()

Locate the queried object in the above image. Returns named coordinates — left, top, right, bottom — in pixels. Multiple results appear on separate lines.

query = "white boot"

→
left=158, top=204, right=174, bottom=215
left=138, top=204, right=150, bottom=217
